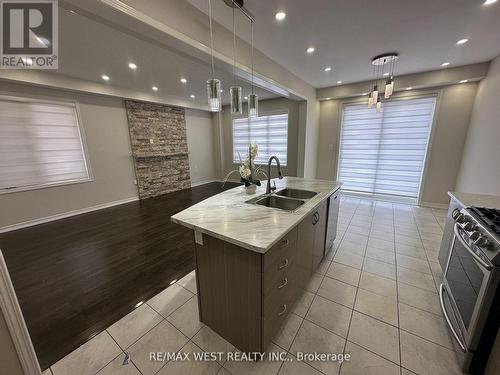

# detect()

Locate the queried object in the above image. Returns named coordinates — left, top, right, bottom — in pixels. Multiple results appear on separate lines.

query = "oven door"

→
left=441, top=223, right=494, bottom=352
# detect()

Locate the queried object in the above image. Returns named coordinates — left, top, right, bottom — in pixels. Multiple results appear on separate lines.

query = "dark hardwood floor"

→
left=0, top=182, right=240, bottom=370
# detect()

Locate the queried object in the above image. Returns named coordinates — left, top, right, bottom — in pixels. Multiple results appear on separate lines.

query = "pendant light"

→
left=367, top=92, right=373, bottom=109
left=248, top=20, right=258, bottom=118
left=368, top=53, right=399, bottom=110
left=230, top=7, right=243, bottom=115
left=384, top=58, right=395, bottom=98
left=376, top=95, right=382, bottom=113
left=206, top=0, right=221, bottom=112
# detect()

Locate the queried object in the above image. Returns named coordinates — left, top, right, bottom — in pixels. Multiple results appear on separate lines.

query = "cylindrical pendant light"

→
left=206, top=0, right=221, bottom=112
left=248, top=20, right=258, bottom=118
left=385, top=76, right=394, bottom=98
left=229, top=7, right=242, bottom=115
left=372, top=84, right=379, bottom=103
left=376, top=96, right=382, bottom=113
left=368, top=92, right=373, bottom=109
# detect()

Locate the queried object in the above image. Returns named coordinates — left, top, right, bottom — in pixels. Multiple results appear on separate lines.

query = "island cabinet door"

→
left=312, top=200, right=328, bottom=270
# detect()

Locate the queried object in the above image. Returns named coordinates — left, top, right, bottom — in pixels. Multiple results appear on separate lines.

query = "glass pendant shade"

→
left=368, top=93, right=373, bottom=109
left=207, top=78, right=222, bottom=112
left=230, top=86, right=243, bottom=115
left=376, top=97, right=382, bottom=113
left=248, top=93, right=258, bottom=118
left=385, top=77, right=394, bottom=98
left=372, top=85, right=379, bottom=103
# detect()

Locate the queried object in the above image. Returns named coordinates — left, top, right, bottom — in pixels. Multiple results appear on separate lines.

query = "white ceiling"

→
left=51, top=7, right=278, bottom=106
left=186, top=0, right=500, bottom=87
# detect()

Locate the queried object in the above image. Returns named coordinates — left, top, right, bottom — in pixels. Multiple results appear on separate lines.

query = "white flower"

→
left=239, top=165, right=251, bottom=179
left=249, top=143, right=258, bottom=159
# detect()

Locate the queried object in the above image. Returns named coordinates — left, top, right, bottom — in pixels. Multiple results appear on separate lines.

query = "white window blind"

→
left=232, top=113, right=288, bottom=166
left=338, top=97, right=436, bottom=199
left=0, top=96, right=90, bottom=192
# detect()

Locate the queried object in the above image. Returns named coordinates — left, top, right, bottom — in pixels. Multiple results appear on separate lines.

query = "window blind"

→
left=0, top=96, right=90, bottom=192
left=232, top=113, right=288, bottom=166
left=338, top=97, right=436, bottom=199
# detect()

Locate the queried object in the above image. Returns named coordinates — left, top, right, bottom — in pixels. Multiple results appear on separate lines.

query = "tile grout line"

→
left=104, top=331, right=145, bottom=375
left=393, top=202, right=404, bottom=373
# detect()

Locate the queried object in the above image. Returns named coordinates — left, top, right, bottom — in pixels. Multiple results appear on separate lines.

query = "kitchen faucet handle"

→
left=271, top=180, right=277, bottom=191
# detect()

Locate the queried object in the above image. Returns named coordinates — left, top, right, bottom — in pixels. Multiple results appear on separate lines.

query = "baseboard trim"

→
left=420, top=201, right=449, bottom=209
left=0, top=196, right=139, bottom=233
left=0, top=250, right=41, bottom=374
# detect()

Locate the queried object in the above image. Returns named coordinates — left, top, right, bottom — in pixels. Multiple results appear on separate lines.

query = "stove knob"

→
left=455, top=214, right=466, bottom=223
left=470, top=231, right=481, bottom=241
left=452, top=209, right=461, bottom=220
left=463, top=222, right=476, bottom=231
left=474, top=236, right=489, bottom=248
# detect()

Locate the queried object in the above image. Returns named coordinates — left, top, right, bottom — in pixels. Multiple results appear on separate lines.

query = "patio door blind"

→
left=338, top=97, right=436, bottom=199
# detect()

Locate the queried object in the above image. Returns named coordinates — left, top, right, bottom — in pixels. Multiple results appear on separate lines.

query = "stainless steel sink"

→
left=254, top=195, right=305, bottom=211
left=275, top=188, right=318, bottom=200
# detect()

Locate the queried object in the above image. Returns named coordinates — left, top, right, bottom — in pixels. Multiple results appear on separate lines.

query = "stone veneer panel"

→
left=125, top=100, right=191, bottom=198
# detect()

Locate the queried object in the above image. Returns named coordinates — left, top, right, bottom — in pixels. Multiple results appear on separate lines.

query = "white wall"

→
left=185, top=109, right=217, bottom=184
left=456, top=55, right=500, bottom=195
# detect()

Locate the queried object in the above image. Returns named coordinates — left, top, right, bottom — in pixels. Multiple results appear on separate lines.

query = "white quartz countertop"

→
left=171, top=177, right=342, bottom=253
left=449, top=191, right=500, bottom=209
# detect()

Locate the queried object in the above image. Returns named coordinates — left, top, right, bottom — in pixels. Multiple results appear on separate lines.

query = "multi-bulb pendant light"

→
left=248, top=20, right=258, bottom=118
left=206, top=0, right=221, bottom=112
left=367, top=53, right=399, bottom=112
left=229, top=7, right=243, bottom=115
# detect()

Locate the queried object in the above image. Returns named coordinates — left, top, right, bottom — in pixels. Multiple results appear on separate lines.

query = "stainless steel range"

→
left=440, top=206, right=500, bottom=374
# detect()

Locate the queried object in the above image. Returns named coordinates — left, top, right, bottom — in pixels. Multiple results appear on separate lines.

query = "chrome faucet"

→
left=266, top=156, right=283, bottom=194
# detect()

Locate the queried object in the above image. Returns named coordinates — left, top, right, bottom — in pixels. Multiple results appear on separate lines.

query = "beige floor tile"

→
left=176, top=270, right=197, bottom=294
left=305, top=273, right=324, bottom=293
left=365, top=247, right=396, bottom=265
left=334, top=251, right=364, bottom=269
left=337, top=240, right=366, bottom=256
left=107, top=304, right=163, bottom=349
left=290, top=320, right=345, bottom=375
left=273, top=313, right=303, bottom=351
left=425, top=249, right=440, bottom=263
left=326, top=262, right=361, bottom=287
left=343, top=233, right=369, bottom=245
left=318, top=277, right=357, bottom=308
left=278, top=355, right=323, bottom=375
left=397, top=267, right=436, bottom=292
left=192, top=326, right=235, bottom=360
left=128, top=320, right=188, bottom=375
left=224, top=343, right=284, bottom=375
left=398, top=283, right=442, bottom=316
left=167, top=296, right=204, bottom=338
left=347, top=312, right=400, bottom=364
left=429, top=261, right=444, bottom=280
left=401, top=368, right=417, bottom=375
left=363, top=258, right=396, bottom=280
left=369, top=230, right=395, bottom=241
left=340, top=341, right=400, bottom=375
left=306, top=295, right=352, bottom=338
left=147, top=284, right=194, bottom=318
left=156, top=341, right=221, bottom=375
left=396, top=254, right=432, bottom=274
left=358, top=272, right=397, bottom=299
left=395, top=235, right=423, bottom=248
left=395, top=244, right=427, bottom=260
left=96, top=353, right=141, bottom=375
left=42, top=370, right=52, bottom=375
left=354, top=289, right=398, bottom=326
left=316, top=258, right=332, bottom=275
left=399, top=303, right=454, bottom=349
left=366, top=238, right=395, bottom=252
left=51, top=331, right=122, bottom=375
left=400, top=331, right=462, bottom=375
left=292, top=290, right=315, bottom=317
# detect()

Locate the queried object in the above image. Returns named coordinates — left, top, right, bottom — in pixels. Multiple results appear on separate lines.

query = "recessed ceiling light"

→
left=460, top=80, right=468, bottom=83
left=324, top=67, right=332, bottom=72
left=180, top=78, right=187, bottom=83
left=306, top=47, right=315, bottom=54
left=244, top=96, right=248, bottom=100
left=337, top=80, right=342, bottom=84
left=406, top=87, right=412, bottom=90
left=101, top=75, right=110, bottom=81
left=483, top=0, right=497, bottom=5
left=456, top=38, right=469, bottom=45
left=152, top=86, right=158, bottom=91
left=441, top=62, right=451, bottom=67
left=68, top=10, right=77, bottom=15
left=190, top=94, right=196, bottom=99
left=275, top=11, right=286, bottom=21
left=128, top=63, right=137, bottom=70
left=383, top=72, right=390, bottom=77
left=325, top=97, right=331, bottom=100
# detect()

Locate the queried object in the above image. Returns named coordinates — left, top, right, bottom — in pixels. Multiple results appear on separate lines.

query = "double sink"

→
left=246, top=188, right=318, bottom=211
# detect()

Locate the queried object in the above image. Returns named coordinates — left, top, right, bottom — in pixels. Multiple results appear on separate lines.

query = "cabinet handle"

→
left=279, top=258, right=289, bottom=270
left=282, top=239, right=289, bottom=246
left=278, top=277, right=288, bottom=289
left=277, top=304, right=287, bottom=316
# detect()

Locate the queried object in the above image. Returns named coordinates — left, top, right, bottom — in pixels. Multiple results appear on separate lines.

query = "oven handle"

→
left=439, top=283, right=467, bottom=352
left=454, top=223, right=492, bottom=271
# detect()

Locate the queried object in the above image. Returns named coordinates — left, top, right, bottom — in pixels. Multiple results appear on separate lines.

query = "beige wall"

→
left=185, top=109, right=217, bottom=184
left=217, top=98, right=301, bottom=179
left=0, top=308, right=24, bottom=375
left=316, top=83, right=478, bottom=205
left=456, top=55, right=500, bottom=195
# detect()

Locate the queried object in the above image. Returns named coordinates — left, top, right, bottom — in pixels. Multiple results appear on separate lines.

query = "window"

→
left=338, top=96, right=436, bottom=200
left=232, top=113, right=288, bottom=166
left=0, top=95, right=90, bottom=193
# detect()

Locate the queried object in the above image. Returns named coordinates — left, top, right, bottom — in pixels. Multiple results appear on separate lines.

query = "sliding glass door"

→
left=337, top=96, right=436, bottom=201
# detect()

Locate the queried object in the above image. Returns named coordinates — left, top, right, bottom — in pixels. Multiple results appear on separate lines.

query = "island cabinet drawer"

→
left=263, top=228, right=298, bottom=273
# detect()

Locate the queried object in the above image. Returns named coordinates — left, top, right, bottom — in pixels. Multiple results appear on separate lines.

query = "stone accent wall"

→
left=125, top=100, right=191, bottom=199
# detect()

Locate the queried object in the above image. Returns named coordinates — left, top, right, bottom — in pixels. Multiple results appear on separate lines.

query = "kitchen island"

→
left=171, top=177, right=341, bottom=353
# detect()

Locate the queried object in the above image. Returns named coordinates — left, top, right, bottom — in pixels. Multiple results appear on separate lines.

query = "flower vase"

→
left=245, top=184, right=257, bottom=194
